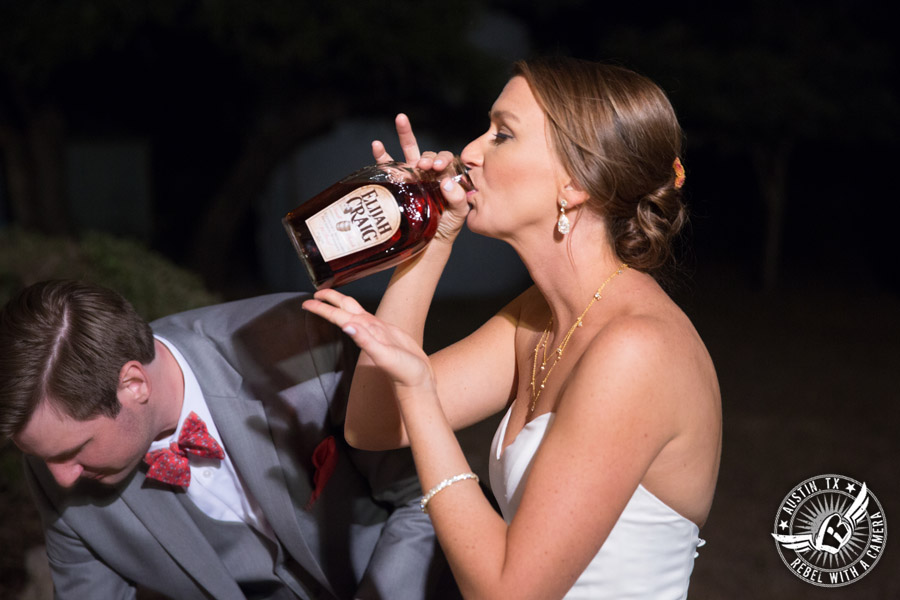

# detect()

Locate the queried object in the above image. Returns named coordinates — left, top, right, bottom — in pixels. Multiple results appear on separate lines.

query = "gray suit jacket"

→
left=25, top=293, right=455, bottom=600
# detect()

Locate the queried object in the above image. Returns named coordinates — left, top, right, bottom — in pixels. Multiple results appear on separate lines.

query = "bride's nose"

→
left=460, top=136, right=482, bottom=169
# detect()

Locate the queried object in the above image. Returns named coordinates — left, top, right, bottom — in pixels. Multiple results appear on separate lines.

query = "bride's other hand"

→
left=302, top=289, right=435, bottom=392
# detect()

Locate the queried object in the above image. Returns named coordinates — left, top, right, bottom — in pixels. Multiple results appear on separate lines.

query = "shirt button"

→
left=202, top=469, right=212, bottom=478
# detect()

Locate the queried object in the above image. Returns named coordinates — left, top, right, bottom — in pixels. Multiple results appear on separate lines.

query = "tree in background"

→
left=599, top=3, right=898, bottom=289
left=0, top=0, right=500, bottom=290
left=4, top=1, right=896, bottom=292
left=0, top=1, right=167, bottom=235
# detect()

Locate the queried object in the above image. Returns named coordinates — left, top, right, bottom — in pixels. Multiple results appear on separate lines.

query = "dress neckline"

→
left=495, top=403, right=554, bottom=459
left=491, top=403, right=702, bottom=529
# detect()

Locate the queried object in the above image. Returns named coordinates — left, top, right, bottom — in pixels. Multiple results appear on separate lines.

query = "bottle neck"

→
left=440, top=156, right=473, bottom=192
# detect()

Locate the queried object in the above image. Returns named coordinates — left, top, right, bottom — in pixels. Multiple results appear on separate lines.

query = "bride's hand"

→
left=372, top=113, right=470, bottom=243
left=302, top=289, right=435, bottom=392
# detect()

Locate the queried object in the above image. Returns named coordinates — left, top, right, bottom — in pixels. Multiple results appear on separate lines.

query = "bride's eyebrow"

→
left=488, top=109, right=520, bottom=124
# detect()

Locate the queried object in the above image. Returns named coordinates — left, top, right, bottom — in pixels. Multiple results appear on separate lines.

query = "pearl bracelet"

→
left=420, top=472, right=479, bottom=513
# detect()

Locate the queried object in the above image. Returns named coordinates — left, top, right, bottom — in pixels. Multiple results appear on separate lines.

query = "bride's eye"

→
left=491, top=132, right=513, bottom=145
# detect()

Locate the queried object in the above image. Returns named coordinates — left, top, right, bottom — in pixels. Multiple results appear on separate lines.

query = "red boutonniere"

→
left=306, top=435, right=337, bottom=509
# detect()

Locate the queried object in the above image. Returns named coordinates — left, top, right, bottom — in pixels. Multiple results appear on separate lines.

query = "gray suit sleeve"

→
left=24, top=458, right=137, bottom=600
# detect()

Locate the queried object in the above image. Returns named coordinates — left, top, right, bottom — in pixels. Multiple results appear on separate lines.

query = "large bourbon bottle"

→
left=283, top=158, right=472, bottom=289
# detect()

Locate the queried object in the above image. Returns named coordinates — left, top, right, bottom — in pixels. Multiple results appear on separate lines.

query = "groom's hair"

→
left=0, top=280, right=155, bottom=437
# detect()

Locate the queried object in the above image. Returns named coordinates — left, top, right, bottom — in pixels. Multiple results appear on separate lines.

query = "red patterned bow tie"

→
left=143, top=411, right=225, bottom=487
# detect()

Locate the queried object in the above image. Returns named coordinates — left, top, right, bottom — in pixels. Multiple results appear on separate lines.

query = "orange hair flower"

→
left=673, top=157, right=686, bottom=189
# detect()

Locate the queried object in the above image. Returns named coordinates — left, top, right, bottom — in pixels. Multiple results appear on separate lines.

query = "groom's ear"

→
left=118, top=361, right=151, bottom=406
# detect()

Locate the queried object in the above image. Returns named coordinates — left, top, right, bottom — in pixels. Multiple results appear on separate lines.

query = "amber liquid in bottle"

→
left=283, top=172, right=447, bottom=289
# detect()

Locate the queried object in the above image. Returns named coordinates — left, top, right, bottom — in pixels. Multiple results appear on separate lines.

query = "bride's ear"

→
left=560, top=180, right=589, bottom=208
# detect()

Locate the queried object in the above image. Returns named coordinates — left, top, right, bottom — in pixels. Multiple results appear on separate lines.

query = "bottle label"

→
left=306, top=184, right=401, bottom=261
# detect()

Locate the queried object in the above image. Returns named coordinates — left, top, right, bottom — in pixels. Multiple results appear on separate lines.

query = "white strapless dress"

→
left=489, top=406, right=704, bottom=599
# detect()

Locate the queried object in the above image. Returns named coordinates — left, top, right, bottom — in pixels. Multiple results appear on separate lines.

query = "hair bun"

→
left=614, top=186, right=687, bottom=272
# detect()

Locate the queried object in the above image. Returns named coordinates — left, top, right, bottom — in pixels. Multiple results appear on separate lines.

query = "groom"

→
left=0, top=280, right=454, bottom=599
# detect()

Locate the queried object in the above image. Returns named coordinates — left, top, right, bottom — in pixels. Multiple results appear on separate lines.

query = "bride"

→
left=304, top=56, right=722, bottom=599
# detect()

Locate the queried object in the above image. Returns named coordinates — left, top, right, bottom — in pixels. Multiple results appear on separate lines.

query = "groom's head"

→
left=1, top=280, right=157, bottom=487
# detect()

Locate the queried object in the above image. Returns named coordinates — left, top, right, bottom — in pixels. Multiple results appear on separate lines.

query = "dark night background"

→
left=1, top=1, right=898, bottom=598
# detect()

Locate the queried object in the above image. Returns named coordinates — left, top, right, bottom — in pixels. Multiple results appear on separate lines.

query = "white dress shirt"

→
left=148, top=336, right=274, bottom=538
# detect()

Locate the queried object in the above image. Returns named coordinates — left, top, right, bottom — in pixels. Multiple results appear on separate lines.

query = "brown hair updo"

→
left=513, top=57, right=687, bottom=273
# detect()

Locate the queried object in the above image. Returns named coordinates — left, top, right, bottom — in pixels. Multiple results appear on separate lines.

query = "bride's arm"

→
left=342, top=114, right=517, bottom=450
left=304, top=294, right=684, bottom=599
left=316, top=283, right=523, bottom=450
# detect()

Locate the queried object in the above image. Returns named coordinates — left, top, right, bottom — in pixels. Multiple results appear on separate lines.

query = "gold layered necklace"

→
left=530, top=264, right=628, bottom=412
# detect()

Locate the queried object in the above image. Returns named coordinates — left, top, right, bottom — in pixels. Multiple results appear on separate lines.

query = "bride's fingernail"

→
left=343, top=325, right=357, bottom=335
left=442, top=179, right=454, bottom=192
left=434, top=158, right=444, bottom=167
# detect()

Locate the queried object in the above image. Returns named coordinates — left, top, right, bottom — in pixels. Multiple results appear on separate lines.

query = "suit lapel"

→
left=207, top=392, right=328, bottom=580
left=153, top=305, right=338, bottom=597
left=176, top=334, right=333, bottom=595
left=119, top=471, right=245, bottom=600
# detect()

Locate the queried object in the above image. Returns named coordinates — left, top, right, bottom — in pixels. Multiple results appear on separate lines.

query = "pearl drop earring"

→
left=557, top=199, right=570, bottom=235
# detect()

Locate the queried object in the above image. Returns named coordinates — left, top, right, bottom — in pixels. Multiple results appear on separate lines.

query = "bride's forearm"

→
left=344, top=238, right=455, bottom=449
left=375, top=237, right=455, bottom=338
left=396, top=386, right=510, bottom=600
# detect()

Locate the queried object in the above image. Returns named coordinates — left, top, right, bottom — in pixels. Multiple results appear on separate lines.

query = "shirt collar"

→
left=149, top=335, right=222, bottom=451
